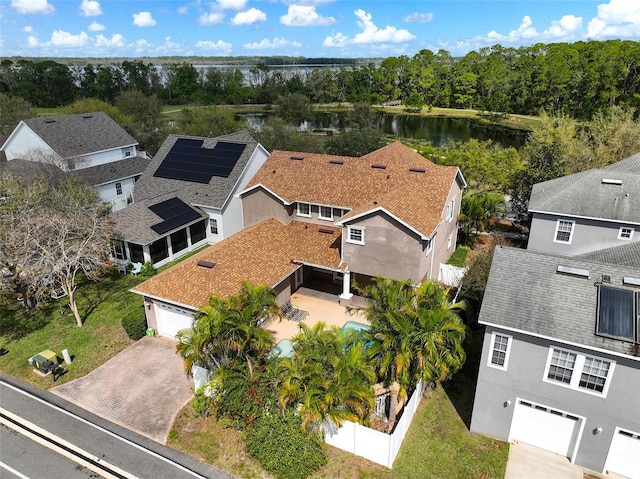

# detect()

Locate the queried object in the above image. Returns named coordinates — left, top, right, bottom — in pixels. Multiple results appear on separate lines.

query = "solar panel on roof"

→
left=153, top=138, right=246, bottom=183
left=149, top=197, right=202, bottom=235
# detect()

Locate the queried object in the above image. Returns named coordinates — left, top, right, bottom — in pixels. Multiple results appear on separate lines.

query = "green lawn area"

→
left=168, top=328, right=508, bottom=479
left=447, top=246, right=470, bottom=268
left=0, top=270, right=146, bottom=389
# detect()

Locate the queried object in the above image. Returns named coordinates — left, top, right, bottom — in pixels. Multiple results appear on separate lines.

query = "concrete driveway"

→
left=505, top=442, right=625, bottom=479
left=52, top=336, right=192, bottom=444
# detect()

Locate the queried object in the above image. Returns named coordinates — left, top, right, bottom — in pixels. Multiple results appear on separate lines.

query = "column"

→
left=339, top=270, right=353, bottom=300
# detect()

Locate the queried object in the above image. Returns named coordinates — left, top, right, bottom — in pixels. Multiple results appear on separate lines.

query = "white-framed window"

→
left=488, top=333, right=512, bottom=370
left=210, top=218, right=219, bottom=235
left=121, top=146, right=133, bottom=158
left=319, top=205, right=333, bottom=221
left=543, top=346, right=615, bottom=397
left=445, top=199, right=456, bottom=222
left=618, top=227, right=634, bottom=240
left=425, top=237, right=433, bottom=255
left=554, top=219, right=575, bottom=243
left=111, top=240, right=127, bottom=261
left=297, top=202, right=311, bottom=217
left=115, top=182, right=123, bottom=196
left=347, top=226, right=364, bottom=245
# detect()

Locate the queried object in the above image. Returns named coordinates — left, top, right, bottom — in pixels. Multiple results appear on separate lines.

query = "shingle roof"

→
left=70, top=155, right=150, bottom=186
left=244, top=142, right=461, bottom=237
left=575, top=240, right=640, bottom=268
left=23, top=112, right=137, bottom=159
left=603, top=152, right=640, bottom=173
left=0, top=158, right=64, bottom=180
left=529, top=167, right=640, bottom=224
left=132, top=219, right=344, bottom=308
left=479, top=246, right=640, bottom=358
left=113, top=131, right=260, bottom=244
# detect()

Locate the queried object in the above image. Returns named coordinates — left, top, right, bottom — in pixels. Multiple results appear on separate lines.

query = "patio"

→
left=263, top=287, right=369, bottom=342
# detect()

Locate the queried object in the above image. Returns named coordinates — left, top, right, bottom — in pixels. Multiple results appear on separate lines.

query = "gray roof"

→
left=575, top=240, right=640, bottom=268
left=479, top=246, right=640, bottom=358
left=70, top=155, right=150, bottom=186
left=23, top=112, right=138, bottom=159
left=529, top=166, right=640, bottom=224
left=603, top=152, right=640, bottom=173
left=0, top=158, right=64, bottom=181
left=113, top=131, right=259, bottom=245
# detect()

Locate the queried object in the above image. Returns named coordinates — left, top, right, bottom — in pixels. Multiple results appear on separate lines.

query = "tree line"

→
left=2, top=39, right=639, bottom=119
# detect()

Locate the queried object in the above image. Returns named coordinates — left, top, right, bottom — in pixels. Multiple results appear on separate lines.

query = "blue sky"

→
left=1, top=0, right=639, bottom=58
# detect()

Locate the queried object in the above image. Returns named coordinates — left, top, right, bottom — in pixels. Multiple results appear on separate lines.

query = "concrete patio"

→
left=263, top=287, right=370, bottom=342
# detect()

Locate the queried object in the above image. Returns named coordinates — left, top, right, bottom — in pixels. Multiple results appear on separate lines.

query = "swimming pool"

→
left=273, top=339, right=293, bottom=358
left=341, top=321, right=370, bottom=333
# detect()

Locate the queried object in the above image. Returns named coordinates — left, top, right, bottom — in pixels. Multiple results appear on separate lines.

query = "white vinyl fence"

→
left=438, top=264, right=467, bottom=287
left=324, top=380, right=428, bottom=468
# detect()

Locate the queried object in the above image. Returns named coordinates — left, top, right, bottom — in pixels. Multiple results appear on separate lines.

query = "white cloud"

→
left=195, top=39, right=232, bottom=53
left=216, top=0, right=246, bottom=10
left=244, top=37, right=301, bottom=50
left=50, top=30, right=90, bottom=47
left=199, top=12, right=224, bottom=26
left=588, top=0, right=640, bottom=38
left=133, top=11, right=157, bottom=27
left=11, top=0, right=55, bottom=14
left=23, top=25, right=33, bottom=33
left=95, top=33, right=125, bottom=47
left=27, top=35, right=40, bottom=47
left=544, top=15, right=582, bottom=38
left=88, top=21, right=105, bottom=32
left=350, top=9, right=415, bottom=45
left=177, top=6, right=188, bottom=14
left=280, top=5, right=335, bottom=27
left=487, top=16, right=539, bottom=41
left=80, top=0, right=102, bottom=17
left=281, top=0, right=335, bottom=6
left=231, top=8, right=266, bottom=25
left=323, top=32, right=348, bottom=48
left=403, top=12, right=434, bottom=24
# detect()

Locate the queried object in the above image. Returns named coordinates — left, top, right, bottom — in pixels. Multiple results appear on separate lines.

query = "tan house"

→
left=133, top=142, right=466, bottom=338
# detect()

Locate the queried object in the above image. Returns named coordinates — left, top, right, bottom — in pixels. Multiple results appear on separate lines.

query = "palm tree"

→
left=277, top=322, right=375, bottom=434
left=459, top=191, right=506, bottom=244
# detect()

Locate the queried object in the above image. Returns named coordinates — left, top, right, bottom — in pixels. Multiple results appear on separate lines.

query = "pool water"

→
left=273, top=339, right=293, bottom=358
left=341, top=321, right=370, bottom=333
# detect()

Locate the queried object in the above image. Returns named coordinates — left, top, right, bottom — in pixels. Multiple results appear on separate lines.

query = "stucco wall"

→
left=431, top=180, right=464, bottom=273
left=471, top=327, right=640, bottom=473
left=528, top=213, right=640, bottom=256
left=242, top=187, right=293, bottom=227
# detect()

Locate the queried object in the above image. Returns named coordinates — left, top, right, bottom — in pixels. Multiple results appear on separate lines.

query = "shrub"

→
left=140, top=261, right=156, bottom=276
left=245, top=408, right=328, bottom=479
left=122, top=312, right=147, bottom=340
left=192, top=386, right=216, bottom=418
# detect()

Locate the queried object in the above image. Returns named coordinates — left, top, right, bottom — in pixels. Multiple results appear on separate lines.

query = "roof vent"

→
left=601, top=178, right=622, bottom=185
left=329, top=160, right=344, bottom=165
left=602, top=274, right=612, bottom=283
left=290, top=155, right=304, bottom=160
left=82, top=115, right=93, bottom=119
left=197, top=260, right=215, bottom=269
left=371, top=163, right=387, bottom=169
left=44, top=119, right=56, bottom=123
left=623, top=276, right=640, bottom=287
left=556, top=265, right=589, bottom=278
left=409, top=167, right=426, bottom=173
left=318, top=228, right=334, bottom=234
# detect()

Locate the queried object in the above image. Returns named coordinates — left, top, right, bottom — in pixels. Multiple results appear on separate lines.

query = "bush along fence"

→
left=324, top=380, right=429, bottom=468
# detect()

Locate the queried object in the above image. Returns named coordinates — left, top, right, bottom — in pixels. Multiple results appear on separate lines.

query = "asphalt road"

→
left=0, top=374, right=233, bottom=479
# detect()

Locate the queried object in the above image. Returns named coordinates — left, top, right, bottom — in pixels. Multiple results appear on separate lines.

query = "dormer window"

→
left=122, top=146, right=134, bottom=158
left=619, top=227, right=634, bottom=240
left=319, top=206, right=333, bottom=221
left=297, top=202, right=311, bottom=218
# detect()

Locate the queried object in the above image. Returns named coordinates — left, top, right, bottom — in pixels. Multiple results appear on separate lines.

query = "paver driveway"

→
left=52, top=336, right=192, bottom=444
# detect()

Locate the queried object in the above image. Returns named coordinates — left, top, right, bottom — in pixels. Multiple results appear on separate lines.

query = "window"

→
left=319, top=206, right=333, bottom=221
left=445, top=199, right=455, bottom=221
left=488, top=333, right=511, bottom=370
left=425, top=237, right=433, bottom=255
left=597, top=285, right=638, bottom=342
left=619, top=227, right=634, bottom=240
left=111, top=240, right=127, bottom=261
left=210, top=218, right=219, bottom=235
left=347, top=226, right=364, bottom=245
left=115, top=182, right=123, bottom=196
left=297, top=202, right=311, bottom=217
left=544, top=347, right=615, bottom=396
left=121, top=146, right=133, bottom=158
left=554, top=220, right=575, bottom=243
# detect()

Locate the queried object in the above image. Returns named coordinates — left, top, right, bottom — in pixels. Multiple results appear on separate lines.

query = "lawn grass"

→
left=447, top=246, right=470, bottom=268
left=0, top=270, right=147, bottom=389
left=167, top=328, right=508, bottom=479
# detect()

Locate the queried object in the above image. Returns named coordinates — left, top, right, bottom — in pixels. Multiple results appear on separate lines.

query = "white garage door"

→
left=509, top=399, right=581, bottom=458
left=155, top=303, right=194, bottom=340
left=604, top=428, right=640, bottom=479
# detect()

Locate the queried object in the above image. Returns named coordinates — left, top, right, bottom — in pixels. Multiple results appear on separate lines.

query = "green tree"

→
left=275, top=93, right=312, bottom=125
left=250, top=117, right=318, bottom=153
left=325, top=127, right=385, bottom=157
left=115, top=90, right=163, bottom=154
left=458, top=191, right=506, bottom=245
left=175, top=106, right=242, bottom=137
left=0, top=93, right=35, bottom=135
left=585, top=106, right=640, bottom=167
left=169, top=63, right=199, bottom=103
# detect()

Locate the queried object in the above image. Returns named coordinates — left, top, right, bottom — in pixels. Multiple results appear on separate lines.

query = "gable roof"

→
left=479, top=246, right=640, bottom=359
left=70, top=155, right=150, bottom=187
left=23, top=112, right=137, bottom=159
left=132, top=219, right=344, bottom=309
left=575, top=240, right=640, bottom=268
left=0, top=158, right=64, bottom=180
left=603, top=152, right=640, bottom=173
left=528, top=166, right=640, bottom=224
left=243, top=142, right=462, bottom=237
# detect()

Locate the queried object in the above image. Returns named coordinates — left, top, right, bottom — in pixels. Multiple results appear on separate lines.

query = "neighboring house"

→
left=111, top=132, right=269, bottom=268
left=471, top=152, right=640, bottom=478
left=132, top=141, right=466, bottom=338
left=0, top=112, right=148, bottom=211
left=527, top=153, right=640, bottom=256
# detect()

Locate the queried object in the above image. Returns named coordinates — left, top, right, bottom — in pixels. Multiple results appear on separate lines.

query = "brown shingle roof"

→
left=244, top=142, right=460, bottom=236
left=132, top=219, right=344, bottom=309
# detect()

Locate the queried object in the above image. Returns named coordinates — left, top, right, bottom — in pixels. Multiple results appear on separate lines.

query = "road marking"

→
left=0, top=461, right=32, bottom=479
left=1, top=381, right=216, bottom=479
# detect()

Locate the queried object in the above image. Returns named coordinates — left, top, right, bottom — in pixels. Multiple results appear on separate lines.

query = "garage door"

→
left=155, top=303, right=194, bottom=339
left=509, top=399, right=581, bottom=458
left=604, top=428, right=640, bottom=479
